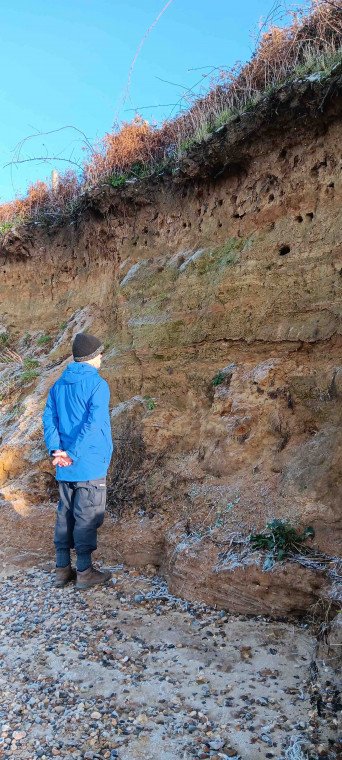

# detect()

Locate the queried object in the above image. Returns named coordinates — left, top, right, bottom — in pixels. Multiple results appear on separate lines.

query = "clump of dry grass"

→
left=0, top=171, right=81, bottom=230
left=1, top=0, right=342, bottom=230
left=84, top=116, right=164, bottom=186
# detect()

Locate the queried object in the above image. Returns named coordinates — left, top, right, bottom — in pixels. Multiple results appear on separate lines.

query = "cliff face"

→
left=1, top=74, right=342, bottom=612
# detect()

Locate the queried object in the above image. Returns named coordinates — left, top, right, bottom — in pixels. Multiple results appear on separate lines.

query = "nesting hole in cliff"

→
left=218, top=221, right=222, bottom=227
left=311, top=159, right=327, bottom=174
left=277, top=431, right=290, bottom=452
left=279, top=245, right=291, bottom=256
left=305, top=422, right=319, bottom=435
left=236, top=430, right=250, bottom=443
left=279, top=148, right=287, bottom=159
left=182, top=222, right=187, bottom=228
left=268, top=193, right=274, bottom=202
left=306, top=212, right=314, bottom=221
left=327, top=181, right=334, bottom=188
left=218, top=199, right=224, bottom=206
left=296, top=215, right=303, bottom=223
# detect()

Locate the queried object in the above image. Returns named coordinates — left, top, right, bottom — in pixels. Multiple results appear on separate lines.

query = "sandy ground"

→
left=0, top=563, right=340, bottom=760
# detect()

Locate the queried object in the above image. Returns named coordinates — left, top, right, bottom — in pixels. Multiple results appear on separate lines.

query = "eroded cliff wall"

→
left=1, top=75, right=342, bottom=612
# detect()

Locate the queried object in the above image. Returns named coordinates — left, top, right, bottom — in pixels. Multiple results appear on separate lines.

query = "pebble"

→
left=12, top=731, right=26, bottom=740
left=209, top=738, right=225, bottom=750
left=260, top=733, right=273, bottom=746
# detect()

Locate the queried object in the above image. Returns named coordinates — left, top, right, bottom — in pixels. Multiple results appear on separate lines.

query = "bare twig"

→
left=3, top=156, right=83, bottom=170
left=155, top=76, right=190, bottom=90
left=113, top=0, right=175, bottom=125
left=12, top=125, right=94, bottom=161
left=124, top=103, right=178, bottom=111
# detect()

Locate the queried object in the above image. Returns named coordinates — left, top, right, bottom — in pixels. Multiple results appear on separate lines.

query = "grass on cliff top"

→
left=2, top=1, right=342, bottom=230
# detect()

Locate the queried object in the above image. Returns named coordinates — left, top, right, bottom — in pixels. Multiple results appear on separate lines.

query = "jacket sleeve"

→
left=43, top=387, right=61, bottom=455
left=64, top=380, right=111, bottom=462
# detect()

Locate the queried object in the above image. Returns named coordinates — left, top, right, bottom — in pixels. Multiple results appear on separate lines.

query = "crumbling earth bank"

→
left=1, top=77, right=342, bottom=611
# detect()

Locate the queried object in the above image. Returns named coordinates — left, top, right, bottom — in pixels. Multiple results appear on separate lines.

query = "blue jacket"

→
left=43, top=363, right=113, bottom=482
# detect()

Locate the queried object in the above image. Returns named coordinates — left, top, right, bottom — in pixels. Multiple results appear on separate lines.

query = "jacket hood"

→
left=60, top=363, right=98, bottom=384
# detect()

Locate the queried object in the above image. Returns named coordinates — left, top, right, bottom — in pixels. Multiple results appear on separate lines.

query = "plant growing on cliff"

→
left=144, top=395, right=156, bottom=410
left=212, top=371, right=225, bottom=387
left=250, top=519, right=315, bottom=571
left=212, top=363, right=235, bottom=389
left=23, top=358, right=39, bottom=369
left=108, top=173, right=128, bottom=188
left=294, top=41, right=342, bottom=79
left=37, top=334, right=52, bottom=346
left=0, top=332, right=11, bottom=346
left=0, top=220, right=14, bottom=234
left=20, top=369, right=40, bottom=385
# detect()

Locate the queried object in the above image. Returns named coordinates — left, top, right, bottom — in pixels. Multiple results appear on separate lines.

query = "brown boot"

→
left=75, top=565, right=112, bottom=590
left=55, top=564, right=77, bottom=588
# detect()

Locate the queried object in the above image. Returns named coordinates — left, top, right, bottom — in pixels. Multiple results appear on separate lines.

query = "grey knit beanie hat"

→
left=72, top=333, right=104, bottom=362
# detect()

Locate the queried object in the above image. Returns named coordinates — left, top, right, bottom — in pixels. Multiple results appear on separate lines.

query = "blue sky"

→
left=0, top=0, right=286, bottom=202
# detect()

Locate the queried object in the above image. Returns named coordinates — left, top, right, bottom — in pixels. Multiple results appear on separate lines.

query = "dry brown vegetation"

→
left=1, top=0, right=342, bottom=230
left=106, top=418, right=164, bottom=518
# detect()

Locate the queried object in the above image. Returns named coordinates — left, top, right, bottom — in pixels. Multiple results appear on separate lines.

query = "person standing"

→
left=43, top=333, right=113, bottom=590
